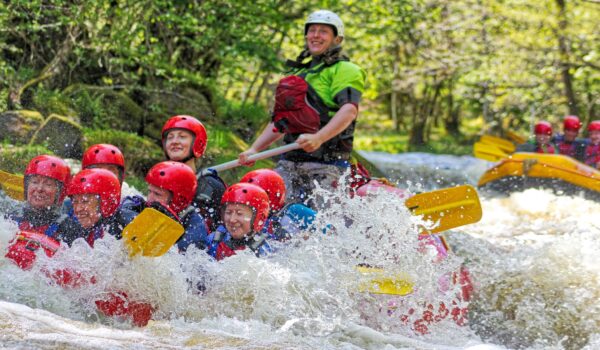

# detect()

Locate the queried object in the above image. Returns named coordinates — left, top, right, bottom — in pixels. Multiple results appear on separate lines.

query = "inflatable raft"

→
left=477, top=152, right=600, bottom=200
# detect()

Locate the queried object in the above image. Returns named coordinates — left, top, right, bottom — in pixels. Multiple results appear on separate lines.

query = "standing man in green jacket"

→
left=239, top=9, right=366, bottom=209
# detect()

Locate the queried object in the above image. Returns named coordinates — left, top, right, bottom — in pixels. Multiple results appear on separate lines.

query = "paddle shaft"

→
left=200, top=143, right=301, bottom=176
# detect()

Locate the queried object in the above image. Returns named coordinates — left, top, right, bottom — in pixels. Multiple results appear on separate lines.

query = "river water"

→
left=1, top=151, right=599, bottom=350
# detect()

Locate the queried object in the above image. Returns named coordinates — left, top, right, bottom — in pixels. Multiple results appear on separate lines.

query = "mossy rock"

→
left=32, top=89, right=78, bottom=119
left=30, top=114, right=84, bottom=158
left=84, top=128, right=164, bottom=178
left=64, top=84, right=145, bottom=133
left=144, top=87, right=216, bottom=141
left=0, top=110, right=44, bottom=145
left=0, top=144, right=53, bottom=174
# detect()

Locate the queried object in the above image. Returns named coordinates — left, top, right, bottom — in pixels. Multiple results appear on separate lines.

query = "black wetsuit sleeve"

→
left=195, top=173, right=227, bottom=231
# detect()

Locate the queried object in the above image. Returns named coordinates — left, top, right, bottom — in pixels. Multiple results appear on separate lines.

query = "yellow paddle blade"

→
left=506, top=130, right=527, bottom=144
left=355, top=265, right=414, bottom=296
left=479, top=135, right=516, bottom=153
left=473, top=142, right=509, bottom=162
left=405, top=185, right=482, bottom=233
left=0, top=170, right=25, bottom=201
left=122, top=208, right=185, bottom=257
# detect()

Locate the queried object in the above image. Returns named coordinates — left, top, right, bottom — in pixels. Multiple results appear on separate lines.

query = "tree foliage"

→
left=0, top=0, right=598, bottom=147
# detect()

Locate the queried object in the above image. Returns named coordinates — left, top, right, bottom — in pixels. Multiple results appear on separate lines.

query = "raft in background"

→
left=477, top=152, right=600, bottom=200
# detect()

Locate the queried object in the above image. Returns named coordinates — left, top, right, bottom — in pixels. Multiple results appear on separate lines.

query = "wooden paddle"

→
left=362, top=185, right=483, bottom=296
left=121, top=208, right=185, bottom=257
left=479, top=135, right=516, bottom=154
left=0, top=170, right=25, bottom=201
left=473, top=142, right=509, bottom=162
left=200, top=143, right=301, bottom=176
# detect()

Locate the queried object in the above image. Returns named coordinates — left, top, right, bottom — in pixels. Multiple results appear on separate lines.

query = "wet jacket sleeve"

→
left=177, top=211, right=209, bottom=252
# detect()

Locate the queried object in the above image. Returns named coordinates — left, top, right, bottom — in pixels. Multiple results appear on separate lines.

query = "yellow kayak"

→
left=477, top=152, right=600, bottom=199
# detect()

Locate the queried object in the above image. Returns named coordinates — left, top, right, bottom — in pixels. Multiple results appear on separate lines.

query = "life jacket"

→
left=275, top=59, right=357, bottom=163
left=584, top=143, right=600, bottom=167
left=207, top=226, right=270, bottom=261
left=85, top=224, right=105, bottom=247
left=556, top=139, right=577, bottom=157
left=535, top=143, right=557, bottom=154
left=5, top=210, right=66, bottom=270
left=82, top=208, right=137, bottom=247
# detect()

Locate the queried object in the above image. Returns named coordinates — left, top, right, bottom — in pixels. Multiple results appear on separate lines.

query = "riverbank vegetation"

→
left=1, top=0, right=599, bottom=180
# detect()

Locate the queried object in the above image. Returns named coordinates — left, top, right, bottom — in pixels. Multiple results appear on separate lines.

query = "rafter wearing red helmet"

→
left=240, top=168, right=318, bottom=241
left=552, top=116, right=587, bottom=161
left=205, top=183, right=272, bottom=261
left=121, top=161, right=209, bottom=252
left=516, top=121, right=558, bottom=154
left=55, top=168, right=137, bottom=248
left=161, top=115, right=226, bottom=232
left=82, top=144, right=126, bottom=184
left=5, top=155, right=71, bottom=270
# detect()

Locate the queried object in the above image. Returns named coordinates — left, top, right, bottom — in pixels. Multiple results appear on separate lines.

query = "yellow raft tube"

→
left=477, top=153, right=600, bottom=199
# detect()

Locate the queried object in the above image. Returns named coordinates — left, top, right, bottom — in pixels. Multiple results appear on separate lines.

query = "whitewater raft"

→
left=478, top=152, right=600, bottom=200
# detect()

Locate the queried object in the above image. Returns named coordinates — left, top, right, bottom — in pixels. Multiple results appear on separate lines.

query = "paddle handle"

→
left=200, top=143, right=301, bottom=176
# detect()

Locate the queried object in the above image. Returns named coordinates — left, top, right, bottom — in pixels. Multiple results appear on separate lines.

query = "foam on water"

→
left=3, top=152, right=599, bottom=349
left=0, top=178, right=479, bottom=349
left=447, top=189, right=600, bottom=350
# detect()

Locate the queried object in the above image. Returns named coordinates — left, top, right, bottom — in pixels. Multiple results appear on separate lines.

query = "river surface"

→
left=1, top=151, right=599, bottom=350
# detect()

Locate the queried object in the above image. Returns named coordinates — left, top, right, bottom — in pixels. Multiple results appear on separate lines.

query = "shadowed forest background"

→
left=0, top=0, right=599, bottom=186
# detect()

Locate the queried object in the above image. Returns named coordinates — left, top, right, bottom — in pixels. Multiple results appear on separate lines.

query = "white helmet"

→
left=305, top=10, right=344, bottom=38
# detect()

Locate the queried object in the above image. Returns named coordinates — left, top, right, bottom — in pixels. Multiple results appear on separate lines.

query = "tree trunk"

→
left=8, top=26, right=80, bottom=109
left=556, top=0, right=579, bottom=116
left=445, top=79, right=461, bottom=136
left=391, top=57, right=400, bottom=132
left=409, top=111, right=427, bottom=146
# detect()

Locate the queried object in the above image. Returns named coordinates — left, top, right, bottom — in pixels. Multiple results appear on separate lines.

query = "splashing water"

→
left=448, top=189, right=600, bottom=350
left=0, top=169, right=478, bottom=349
left=2, top=152, right=599, bottom=349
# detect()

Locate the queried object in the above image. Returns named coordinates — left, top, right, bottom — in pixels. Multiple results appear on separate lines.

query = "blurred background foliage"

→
left=0, top=0, right=598, bottom=181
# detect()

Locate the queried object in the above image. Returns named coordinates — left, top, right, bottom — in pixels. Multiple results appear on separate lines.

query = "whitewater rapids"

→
left=0, top=152, right=598, bottom=350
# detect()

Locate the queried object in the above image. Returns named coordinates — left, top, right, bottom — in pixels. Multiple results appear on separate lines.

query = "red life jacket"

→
left=557, top=140, right=577, bottom=157
left=584, top=144, right=600, bottom=167
left=5, top=231, right=60, bottom=270
left=215, top=241, right=246, bottom=261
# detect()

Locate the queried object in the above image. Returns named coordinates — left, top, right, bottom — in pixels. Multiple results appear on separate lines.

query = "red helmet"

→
left=161, top=115, right=208, bottom=159
left=563, top=115, right=581, bottom=131
left=145, top=161, right=197, bottom=213
left=67, top=169, right=121, bottom=218
left=588, top=120, right=600, bottom=132
left=221, top=183, right=270, bottom=233
left=534, top=121, right=553, bottom=135
left=24, top=155, right=71, bottom=204
left=240, top=169, right=286, bottom=211
left=82, top=144, right=125, bottom=181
